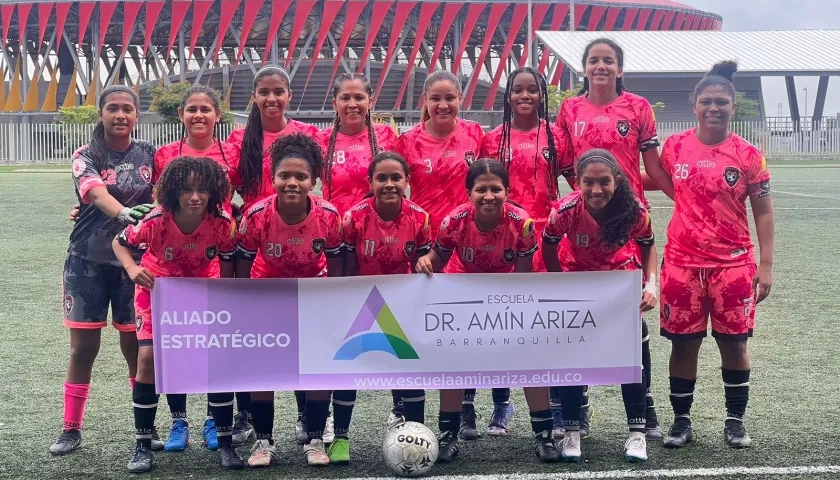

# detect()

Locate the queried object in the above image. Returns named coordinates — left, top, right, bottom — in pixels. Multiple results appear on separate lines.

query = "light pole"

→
left=802, top=86, right=808, bottom=120
left=568, top=0, right=575, bottom=89
left=527, top=0, right=534, bottom=68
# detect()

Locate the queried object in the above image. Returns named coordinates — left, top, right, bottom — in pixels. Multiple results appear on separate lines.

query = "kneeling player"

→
left=416, top=159, right=561, bottom=464
left=542, top=149, right=656, bottom=463
left=113, top=157, right=237, bottom=472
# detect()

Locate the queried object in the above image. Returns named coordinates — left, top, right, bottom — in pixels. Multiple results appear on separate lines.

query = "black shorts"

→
left=62, top=255, right=136, bottom=331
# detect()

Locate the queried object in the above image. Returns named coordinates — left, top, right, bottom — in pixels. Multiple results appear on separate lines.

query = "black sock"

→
left=391, top=390, right=404, bottom=411
left=461, top=389, right=476, bottom=412
left=642, top=321, right=652, bottom=390
left=401, top=390, right=425, bottom=424
left=250, top=400, right=274, bottom=441
left=621, top=383, right=647, bottom=433
left=305, top=396, right=330, bottom=443
left=208, top=392, right=235, bottom=446
left=235, top=392, right=251, bottom=415
left=166, top=393, right=187, bottom=421
left=580, top=385, right=590, bottom=423
left=722, top=368, right=750, bottom=422
left=332, top=390, right=356, bottom=440
left=669, top=376, right=696, bottom=420
left=557, top=386, right=583, bottom=431
left=133, top=382, right=159, bottom=447
left=530, top=409, right=553, bottom=437
left=295, top=390, right=306, bottom=418
left=549, top=386, right=562, bottom=409
left=492, top=388, right=510, bottom=405
left=438, top=410, right=460, bottom=435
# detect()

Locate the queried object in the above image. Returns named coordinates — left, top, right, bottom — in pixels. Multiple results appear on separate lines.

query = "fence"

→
left=1, top=120, right=839, bottom=164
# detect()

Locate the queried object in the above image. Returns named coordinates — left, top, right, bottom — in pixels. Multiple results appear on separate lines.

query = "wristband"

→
left=643, top=274, right=657, bottom=294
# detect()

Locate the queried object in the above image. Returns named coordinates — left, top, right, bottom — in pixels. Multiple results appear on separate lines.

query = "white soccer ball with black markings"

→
left=382, top=421, right=438, bottom=477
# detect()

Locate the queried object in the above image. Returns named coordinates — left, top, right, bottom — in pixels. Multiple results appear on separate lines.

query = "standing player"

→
left=415, top=159, right=561, bottom=464
left=50, top=86, right=157, bottom=455
left=542, top=149, right=657, bottom=463
left=113, top=157, right=237, bottom=472
left=319, top=73, right=398, bottom=213
left=556, top=38, right=673, bottom=439
left=659, top=61, right=774, bottom=450
left=228, top=65, right=319, bottom=211
left=337, top=152, right=433, bottom=464
left=209, top=133, right=344, bottom=468
left=476, top=67, right=570, bottom=438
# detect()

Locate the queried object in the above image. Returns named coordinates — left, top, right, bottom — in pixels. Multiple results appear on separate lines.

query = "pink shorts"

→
left=135, top=285, right=154, bottom=345
left=659, top=262, right=756, bottom=341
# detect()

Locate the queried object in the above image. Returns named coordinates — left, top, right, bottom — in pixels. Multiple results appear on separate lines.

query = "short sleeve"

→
left=638, top=100, right=660, bottom=152
left=542, top=203, right=567, bottom=245
left=434, top=215, right=457, bottom=253
left=746, top=150, right=771, bottom=199
left=415, top=212, right=433, bottom=255
left=217, top=218, right=238, bottom=262
left=517, top=218, right=538, bottom=256
left=118, top=219, right=153, bottom=249
left=323, top=211, right=344, bottom=258
left=71, top=149, right=105, bottom=203
left=631, top=207, right=655, bottom=247
left=236, top=213, right=260, bottom=260
left=342, top=211, right=358, bottom=253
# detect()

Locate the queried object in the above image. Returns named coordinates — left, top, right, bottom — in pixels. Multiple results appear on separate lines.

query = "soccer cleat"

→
left=551, top=406, right=566, bottom=440
left=163, top=419, right=190, bottom=451
left=232, top=411, right=255, bottom=446
left=218, top=443, right=245, bottom=470
left=645, top=401, right=663, bottom=440
left=323, top=414, right=335, bottom=444
left=304, top=439, right=330, bottom=466
left=150, top=426, right=164, bottom=451
left=202, top=418, right=219, bottom=450
left=126, top=442, right=153, bottom=473
left=624, top=431, right=648, bottom=463
left=724, top=420, right=752, bottom=449
left=295, top=417, right=308, bottom=445
left=436, top=431, right=460, bottom=463
left=579, top=405, right=593, bottom=440
left=459, top=410, right=480, bottom=440
left=387, top=409, right=405, bottom=430
left=561, top=431, right=582, bottom=462
left=50, top=430, right=83, bottom=455
left=533, top=431, right=562, bottom=463
left=327, top=438, right=351, bottom=465
left=487, top=402, right=515, bottom=436
left=247, top=439, right=278, bottom=468
left=663, top=417, right=694, bottom=448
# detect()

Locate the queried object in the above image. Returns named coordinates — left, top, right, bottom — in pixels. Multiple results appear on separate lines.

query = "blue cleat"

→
left=163, top=419, right=190, bottom=452
left=203, top=418, right=219, bottom=451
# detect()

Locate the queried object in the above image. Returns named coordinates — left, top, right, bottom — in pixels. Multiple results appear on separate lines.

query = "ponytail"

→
left=88, top=121, right=108, bottom=173
left=238, top=106, right=264, bottom=198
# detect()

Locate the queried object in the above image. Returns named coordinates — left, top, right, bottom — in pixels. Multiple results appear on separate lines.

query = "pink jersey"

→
left=660, top=129, right=771, bottom=268
left=396, top=119, right=484, bottom=236
left=236, top=194, right=343, bottom=278
left=118, top=207, right=237, bottom=278
left=154, top=140, right=241, bottom=212
left=227, top=119, right=320, bottom=210
left=343, top=197, right=432, bottom=275
left=436, top=202, right=537, bottom=274
left=480, top=121, right=571, bottom=230
left=557, top=92, right=659, bottom=204
left=543, top=191, right=653, bottom=272
left=317, top=123, right=398, bottom=214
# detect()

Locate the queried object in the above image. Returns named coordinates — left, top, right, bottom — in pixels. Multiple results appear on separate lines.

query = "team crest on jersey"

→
left=440, top=216, right=451, bottom=230
left=312, top=239, right=326, bottom=254
left=205, top=245, right=218, bottom=260
left=617, top=120, right=630, bottom=138
left=724, top=167, right=740, bottom=187
left=743, top=298, right=753, bottom=317
left=405, top=241, right=416, bottom=257
left=464, top=150, right=476, bottom=165
left=541, top=147, right=551, bottom=162
left=663, top=304, right=671, bottom=321
left=136, top=314, right=144, bottom=332
left=503, top=248, right=516, bottom=263
left=64, top=295, right=74, bottom=316
left=139, top=165, right=152, bottom=184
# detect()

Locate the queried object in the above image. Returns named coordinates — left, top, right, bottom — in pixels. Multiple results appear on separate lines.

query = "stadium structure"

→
left=0, top=0, right=720, bottom=120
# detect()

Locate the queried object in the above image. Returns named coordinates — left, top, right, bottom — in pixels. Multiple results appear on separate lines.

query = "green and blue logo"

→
left=333, top=286, right=419, bottom=360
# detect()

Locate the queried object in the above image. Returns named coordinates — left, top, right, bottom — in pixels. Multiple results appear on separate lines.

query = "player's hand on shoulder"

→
left=128, top=266, right=155, bottom=288
left=415, top=255, right=435, bottom=277
left=753, top=263, right=772, bottom=304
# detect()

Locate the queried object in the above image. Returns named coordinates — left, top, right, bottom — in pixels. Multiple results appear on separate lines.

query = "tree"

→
left=733, top=91, right=760, bottom=123
left=58, top=106, right=100, bottom=155
left=58, top=105, right=99, bottom=124
left=149, top=82, right=233, bottom=124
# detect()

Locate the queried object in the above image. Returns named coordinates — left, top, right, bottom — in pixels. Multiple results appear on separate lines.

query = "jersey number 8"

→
left=333, top=151, right=346, bottom=165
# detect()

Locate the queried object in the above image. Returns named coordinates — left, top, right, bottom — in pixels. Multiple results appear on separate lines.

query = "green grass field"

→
left=1, top=165, right=840, bottom=479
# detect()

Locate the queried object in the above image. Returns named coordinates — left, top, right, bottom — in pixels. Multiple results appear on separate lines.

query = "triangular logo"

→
left=333, top=286, right=419, bottom=360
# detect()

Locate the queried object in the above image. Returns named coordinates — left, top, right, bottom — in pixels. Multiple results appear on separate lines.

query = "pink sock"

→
left=129, top=377, right=136, bottom=390
left=63, top=383, right=90, bottom=432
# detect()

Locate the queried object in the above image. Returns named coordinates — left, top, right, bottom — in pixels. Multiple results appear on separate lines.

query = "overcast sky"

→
left=680, top=0, right=840, bottom=117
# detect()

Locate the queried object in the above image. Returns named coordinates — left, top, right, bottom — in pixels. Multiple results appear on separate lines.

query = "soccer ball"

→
left=382, top=421, right=438, bottom=477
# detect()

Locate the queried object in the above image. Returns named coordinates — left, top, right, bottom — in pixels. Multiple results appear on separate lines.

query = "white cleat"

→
left=624, top=431, right=648, bottom=463
left=304, top=439, right=330, bottom=466
left=247, top=439, right=277, bottom=468
left=387, top=411, right=405, bottom=430
left=561, top=430, right=581, bottom=462
left=322, top=415, right=335, bottom=444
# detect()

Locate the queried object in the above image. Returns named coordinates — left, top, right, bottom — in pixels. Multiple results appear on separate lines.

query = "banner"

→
left=153, top=272, right=642, bottom=394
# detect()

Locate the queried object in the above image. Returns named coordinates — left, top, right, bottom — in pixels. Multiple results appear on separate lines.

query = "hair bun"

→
left=708, top=61, right=738, bottom=82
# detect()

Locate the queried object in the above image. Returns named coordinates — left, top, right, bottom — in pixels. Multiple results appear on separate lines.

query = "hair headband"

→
left=576, top=154, right=619, bottom=174
left=99, top=85, right=139, bottom=109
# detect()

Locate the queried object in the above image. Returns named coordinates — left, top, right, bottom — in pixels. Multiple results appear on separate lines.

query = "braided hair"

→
left=578, top=38, right=626, bottom=96
left=575, top=149, right=639, bottom=247
left=153, top=156, right=230, bottom=218
left=239, top=65, right=291, bottom=198
left=498, top=67, right=561, bottom=201
left=88, top=85, right=139, bottom=173
left=178, top=85, right=231, bottom=172
left=325, top=73, right=380, bottom=200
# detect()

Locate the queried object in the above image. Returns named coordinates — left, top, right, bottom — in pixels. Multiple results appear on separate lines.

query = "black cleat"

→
left=579, top=405, right=592, bottom=439
left=645, top=400, right=663, bottom=440
left=663, top=417, right=694, bottom=448
left=459, top=409, right=480, bottom=440
left=50, top=430, right=82, bottom=455
left=724, top=420, right=752, bottom=449
left=232, top=411, right=255, bottom=446
left=150, top=426, right=164, bottom=451
left=127, top=442, right=153, bottom=473
left=533, top=431, right=562, bottom=463
left=437, top=431, right=460, bottom=463
left=218, top=443, right=245, bottom=469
